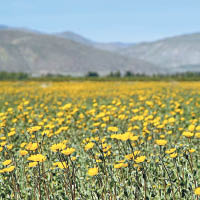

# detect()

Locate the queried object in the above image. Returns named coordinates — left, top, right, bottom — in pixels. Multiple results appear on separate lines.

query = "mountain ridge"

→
left=0, top=29, right=160, bottom=76
left=1, top=24, right=200, bottom=75
left=119, top=32, right=200, bottom=71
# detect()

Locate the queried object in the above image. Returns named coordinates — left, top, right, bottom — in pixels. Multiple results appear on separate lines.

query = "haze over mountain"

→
left=0, top=25, right=200, bottom=75
left=0, top=25, right=9, bottom=30
left=0, top=28, right=160, bottom=76
left=55, top=31, right=134, bottom=52
left=119, top=33, right=200, bottom=72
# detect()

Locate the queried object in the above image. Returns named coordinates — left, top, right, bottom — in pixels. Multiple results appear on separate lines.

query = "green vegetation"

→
left=1, top=71, right=200, bottom=81
left=0, top=72, right=29, bottom=80
left=0, top=81, right=200, bottom=199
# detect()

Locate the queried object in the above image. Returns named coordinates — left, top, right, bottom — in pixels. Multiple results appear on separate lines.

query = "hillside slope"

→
left=0, top=30, right=160, bottom=76
left=120, top=33, right=200, bottom=71
left=56, top=31, right=134, bottom=52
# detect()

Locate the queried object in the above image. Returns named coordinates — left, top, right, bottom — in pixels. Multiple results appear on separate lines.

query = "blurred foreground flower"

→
left=194, top=187, right=200, bottom=195
left=88, top=167, right=98, bottom=176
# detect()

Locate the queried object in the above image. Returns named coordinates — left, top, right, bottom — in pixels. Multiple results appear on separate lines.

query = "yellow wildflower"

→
left=61, top=148, right=75, bottom=156
left=50, top=143, right=66, bottom=152
left=182, top=131, right=194, bottom=138
left=194, top=187, right=200, bottom=195
left=170, top=153, right=177, bottom=158
left=20, top=150, right=28, bottom=156
left=155, top=139, right=167, bottom=146
left=135, top=156, right=146, bottom=163
left=114, top=163, right=128, bottom=169
left=3, top=165, right=15, bottom=172
left=84, top=142, right=94, bottom=151
left=108, top=126, right=118, bottom=132
left=88, top=167, right=98, bottom=176
left=27, top=154, right=46, bottom=162
left=165, top=148, right=176, bottom=154
left=2, top=160, right=12, bottom=166
left=189, top=148, right=196, bottom=153
left=28, top=162, right=38, bottom=168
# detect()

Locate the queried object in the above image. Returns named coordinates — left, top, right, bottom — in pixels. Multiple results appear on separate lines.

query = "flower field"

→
left=0, top=81, right=200, bottom=199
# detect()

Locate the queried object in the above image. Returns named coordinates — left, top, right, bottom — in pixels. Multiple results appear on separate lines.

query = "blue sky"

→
left=1, top=0, right=200, bottom=42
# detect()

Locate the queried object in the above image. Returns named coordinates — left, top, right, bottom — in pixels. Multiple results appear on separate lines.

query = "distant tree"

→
left=108, top=72, right=114, bottom=77
left=86, top=71, right=99, bottom=77
left=114, top=71, right=121, bottom=77
left=108, top=71, right=121, bottom=77
left=0, top=71, right=29, bottom=80
left=17, top=72, right=29, bottom=80
left=124, top=71, right=133, bottom=77
left=44, top=73, right=54, bottom=77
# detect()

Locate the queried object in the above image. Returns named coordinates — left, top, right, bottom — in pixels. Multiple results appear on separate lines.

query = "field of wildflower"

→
left=0, top=81, right=200, bottom=199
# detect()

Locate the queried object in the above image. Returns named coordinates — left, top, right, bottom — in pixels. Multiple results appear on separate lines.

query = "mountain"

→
left=0, top=29, right=160, bottom=76
left=0, top=25, right=9, bottom=30
left=93, top=42, right=134, bottom=52
left=119, top=33, right=200, bottom=71
left=170, top=64, right=200, bottom=73
left=55, top=31, right=134, bottom=52
left=56, top=31, right=93, bottom=45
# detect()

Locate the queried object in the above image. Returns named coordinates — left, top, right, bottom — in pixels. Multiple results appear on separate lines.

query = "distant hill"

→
left=119, top=33, right=200, bottom=71
left=0, top=25, right=9, bottom=30
left=0, top=29, right=160, bottom=76
left=55, top=31, right=134, bottom=52
left=55, top=31, right=93, bottom=45
left=1, top=25, right=200, bottom=75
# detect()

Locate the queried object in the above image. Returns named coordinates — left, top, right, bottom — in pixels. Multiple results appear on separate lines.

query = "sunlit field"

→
left=0, top=81, right=200, bottom=199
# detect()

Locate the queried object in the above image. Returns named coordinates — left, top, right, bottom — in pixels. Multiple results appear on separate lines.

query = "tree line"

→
left=0, top=71, right=200, bottom=81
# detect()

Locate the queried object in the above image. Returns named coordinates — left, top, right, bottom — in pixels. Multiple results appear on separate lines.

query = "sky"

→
left=1, top=0, right=200, bottom=43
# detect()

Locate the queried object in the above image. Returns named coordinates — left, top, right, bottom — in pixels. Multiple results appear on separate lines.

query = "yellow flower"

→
left=170, top=153, right=177, bottom=158
left=0, top=137, right=6, bottom=140
left=27, top=154, right=46, bottom=162
left=130, top=136, right=139, bottom=141
left=7, top=144, right=13, bottom=150
left=195, top=132, right=200, bottom=138
left=25, top=142, right=38, bottom=151
left=125, top=153, right=134, bottom=160
left=189, top=148, right=196, bottom=153
left=135, top=156, right=146, bottom=163
left=8, top=131, right=16, bottom=137
left=3, top=165, right=15, bottom=172
left=50, top=143, right=66, bottom=152
left=165, top=148, right=176, bottom=154
left=28, top=162, right=38, bottom=168
left=188, top=125, right=195, bottom=131
left=108, top=126, right=118, bottom=132
left=61, top=148, right=75, bottom=156
left=88, top=167, right=98, bottom=176
left=20, top=142, right=27, bottom=148
left=182, top=131, right=194, bottom=138
left=0, top=141, right=7, bottom=147
left=114, top=163, right=128, bottom=169
left=53, top=162, right=67, bottom=169
left=134, top=151, right=141, bottom=156
left=2, top=160, right=12, bottom=166
left=155, top=139, right=167, bottom=146
left=84, top=142, right=94, bottom=151
left=20, top=150, right=28, bottom=156
left=168, top=117, right=175, bottom=123
left=71, top=156, right=76, bottom=161
left=194, top=187, right=200, bottom=195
